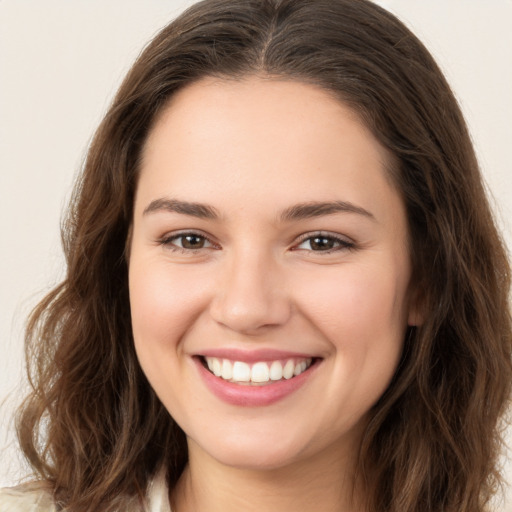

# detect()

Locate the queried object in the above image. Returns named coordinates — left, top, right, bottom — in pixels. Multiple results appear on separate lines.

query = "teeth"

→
left=204, top=357, right=313, bottom=384
left=232, top=361, right=251, bottom=382
left=269, top=360, right=283, bottom=381
left=283, top=360, right=295, bottom=379
left=212, top=358, right=222, bottom=377
left=251, top=362, right=270, bottom=383
left=221, top=359, right=233, bottom=380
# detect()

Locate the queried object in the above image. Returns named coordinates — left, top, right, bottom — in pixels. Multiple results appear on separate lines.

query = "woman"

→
left=1, top=0, right=510, bottom=511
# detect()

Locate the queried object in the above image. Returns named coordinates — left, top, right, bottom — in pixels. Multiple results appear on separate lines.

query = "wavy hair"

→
left=17, top=1, right=512, bottom=511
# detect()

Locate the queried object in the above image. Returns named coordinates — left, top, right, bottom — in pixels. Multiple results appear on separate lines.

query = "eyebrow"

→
left=279, top=200, right=376, bottom=222
left=143, top=198, right=220, bottom=219
left=142, top=197, right=376, bottom=222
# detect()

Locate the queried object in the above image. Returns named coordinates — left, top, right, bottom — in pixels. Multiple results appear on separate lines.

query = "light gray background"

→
left=1, top=0, right=511, bottom=509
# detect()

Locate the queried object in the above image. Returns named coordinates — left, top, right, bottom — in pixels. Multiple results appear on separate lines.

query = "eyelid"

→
left=158, top=229, right=220, bottom=251
left=156, top=229, right=355, bottom=254
left=292, top=231, right=356, bottom=252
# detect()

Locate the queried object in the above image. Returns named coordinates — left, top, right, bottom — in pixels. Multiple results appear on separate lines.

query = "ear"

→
left=407, top=284, right=426, bottom=327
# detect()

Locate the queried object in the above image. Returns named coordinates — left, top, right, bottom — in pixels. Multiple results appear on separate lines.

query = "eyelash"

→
left=293, top=231, right=356, bottom=253
left=158, top=231, right=217, bottom=254
left=158, top=231, right=355, bottom=254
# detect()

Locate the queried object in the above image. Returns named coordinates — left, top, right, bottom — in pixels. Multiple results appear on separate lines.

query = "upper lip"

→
left=196, top=348, right=319, bottom=363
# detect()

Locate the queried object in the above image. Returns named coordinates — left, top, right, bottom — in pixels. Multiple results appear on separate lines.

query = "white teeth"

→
left=269, top=360, right=283, bottom=381
left=212, top=358, right=222, bottom=377
left=206, top=357, right=213, bottom=372
left=232, top=361, right=251, bottom=382
left=283, top=360, right=295, bottom=379
left=251, top=362, right=270, bottom=383
left=204, top=356, right=314, bottom=384
left=221, top=359, right=233, bottom=380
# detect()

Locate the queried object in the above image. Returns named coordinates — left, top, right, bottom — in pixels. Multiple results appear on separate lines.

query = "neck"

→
left=171, top=439, right=365, bottom=512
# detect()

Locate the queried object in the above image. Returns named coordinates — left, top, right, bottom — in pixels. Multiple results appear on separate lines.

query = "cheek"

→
left=128, top=260, right=210, bottom=378
left=298, top=262, right=408, bottom=337
left=294, top=261, right=409, bottom=387
left=128, top=260, right=214, bottom=417
left=298, top=263, right=409, bottom=424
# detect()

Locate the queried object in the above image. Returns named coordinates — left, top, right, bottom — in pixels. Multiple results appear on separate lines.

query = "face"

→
left=129, top=77, right=417, bottom=471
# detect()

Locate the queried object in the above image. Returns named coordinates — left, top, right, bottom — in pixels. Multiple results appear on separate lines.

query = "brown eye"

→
left=309, top=236, right=336, bottom=251
left=295, top=233, right=354, bottom=252
left=161, top=232, right=214, bottom=251
left=180, top=234, right=207, bottom=249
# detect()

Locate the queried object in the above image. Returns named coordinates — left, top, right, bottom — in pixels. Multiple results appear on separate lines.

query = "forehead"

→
left=142, top=76, right=387, bottom=165
left=136, top=76, right=401, bottom=225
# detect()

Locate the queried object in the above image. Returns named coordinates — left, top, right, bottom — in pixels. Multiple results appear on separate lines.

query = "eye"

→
left=294, top=233, right=354, bottom=252
left=160, top=232, right=216, bottom=251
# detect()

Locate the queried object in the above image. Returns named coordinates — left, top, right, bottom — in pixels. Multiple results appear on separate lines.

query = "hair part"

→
left=17, top=1, right=512, bottom=511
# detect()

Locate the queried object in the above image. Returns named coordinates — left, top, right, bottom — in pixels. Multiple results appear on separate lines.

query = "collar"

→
left=146, top=466, right=172, bottom=512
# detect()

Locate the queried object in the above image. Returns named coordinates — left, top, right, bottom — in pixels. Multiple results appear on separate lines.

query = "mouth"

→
left=193, top=349, right=322, bottom=406
left=198, top=355, right=318, bottom=386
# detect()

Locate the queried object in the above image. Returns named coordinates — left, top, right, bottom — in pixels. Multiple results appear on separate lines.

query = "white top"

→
left=0, top=468, right=171, bottom=512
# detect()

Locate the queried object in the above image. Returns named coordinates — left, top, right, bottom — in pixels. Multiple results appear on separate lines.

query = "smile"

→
left=203, top=357, right=314, bottom=385
left=194, top=350, right=321, bottom=406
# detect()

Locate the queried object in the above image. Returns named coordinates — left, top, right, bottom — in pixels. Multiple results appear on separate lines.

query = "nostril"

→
left=209, top=298, right=292, bottom=334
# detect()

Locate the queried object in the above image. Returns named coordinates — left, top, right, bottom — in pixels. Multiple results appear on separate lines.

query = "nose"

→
left=209, top=249, right=292, bottom=334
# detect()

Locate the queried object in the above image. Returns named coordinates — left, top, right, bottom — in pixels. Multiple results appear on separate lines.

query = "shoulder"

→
left=0, top=484, right=56, bottom=512
left=0, top=468, right=171, bottom=512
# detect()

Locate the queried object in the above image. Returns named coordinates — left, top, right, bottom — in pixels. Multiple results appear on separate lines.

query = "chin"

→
left=189, top=427, right=316, bottom=471
left=210, top=446, right=304, bottom=472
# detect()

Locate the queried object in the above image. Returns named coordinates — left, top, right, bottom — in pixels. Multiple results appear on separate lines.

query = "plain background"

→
left=1, top=0, right=511, bottom=508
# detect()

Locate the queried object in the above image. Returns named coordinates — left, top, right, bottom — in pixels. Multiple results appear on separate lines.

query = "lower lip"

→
left=195, top=358, right=318, bottom=407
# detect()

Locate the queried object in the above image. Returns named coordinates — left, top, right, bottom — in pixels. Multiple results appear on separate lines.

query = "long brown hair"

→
left=17, top=1, right=512, bottom=511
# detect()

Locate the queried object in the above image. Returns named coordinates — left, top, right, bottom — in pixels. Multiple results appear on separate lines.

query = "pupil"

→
left=311, top=237, right=334, bottom=250
left=182, top=235, right=204, bottom=249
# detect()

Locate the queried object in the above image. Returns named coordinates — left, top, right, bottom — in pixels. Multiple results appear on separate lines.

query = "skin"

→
left=129, top=76, right=420, bottom=512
